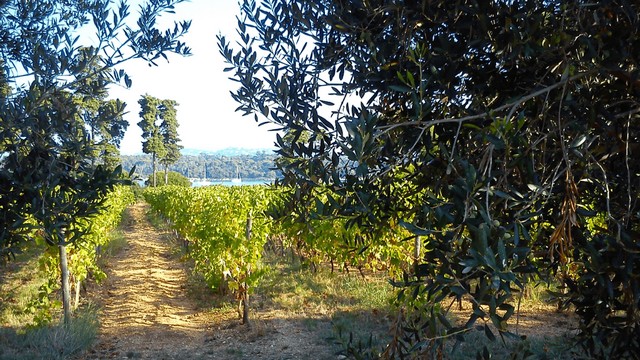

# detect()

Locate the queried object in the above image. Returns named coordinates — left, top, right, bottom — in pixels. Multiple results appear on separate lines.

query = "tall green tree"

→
left=159, top=99, right=183, bottom=185
left=220, top=0, right=639, bottom=357
left=0, top=0, right=191, bottom=325
left=138, top=96, right=183, bottom=186
left=138, top=94, right=167, bottom=187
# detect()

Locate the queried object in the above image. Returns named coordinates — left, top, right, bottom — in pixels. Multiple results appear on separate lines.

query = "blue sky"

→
left=108, top=0, right=279, bottom=155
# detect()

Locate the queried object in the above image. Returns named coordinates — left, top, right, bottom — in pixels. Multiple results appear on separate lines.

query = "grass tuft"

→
left=0, top=304, right=99, bottom=360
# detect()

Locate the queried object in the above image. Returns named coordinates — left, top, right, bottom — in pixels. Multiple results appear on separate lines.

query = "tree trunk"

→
left=242, top=289, right=250, bottom=327
left=164, top=164, right=169, bottom=185
left=59, top=244, right=72, bottom=325
left=152, top=152, right=157, bottom=187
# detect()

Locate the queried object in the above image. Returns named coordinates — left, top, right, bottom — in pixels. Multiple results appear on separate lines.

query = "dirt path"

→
left=83, top=202, right=340, bottom=360
left=82, top=202, right=211, bottom=359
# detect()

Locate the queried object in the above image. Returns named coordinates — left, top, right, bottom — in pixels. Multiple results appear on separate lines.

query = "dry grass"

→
left=0, top=245, right=50, bottom=328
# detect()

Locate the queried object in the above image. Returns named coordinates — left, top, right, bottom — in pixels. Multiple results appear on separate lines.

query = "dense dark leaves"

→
left=221, top=0, right=639, bottom=357
left=565, top=231, right=640, bottom=359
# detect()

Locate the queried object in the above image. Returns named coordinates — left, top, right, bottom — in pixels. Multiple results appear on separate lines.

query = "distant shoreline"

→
left=191, top=178, right=274, bottom=187
left=189, top=177, right=274, bottom=182
left=133, top=178, right=275, bottom=188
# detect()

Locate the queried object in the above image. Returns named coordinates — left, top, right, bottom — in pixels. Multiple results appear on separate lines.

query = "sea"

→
left=191, top=179, right=272, bottom=187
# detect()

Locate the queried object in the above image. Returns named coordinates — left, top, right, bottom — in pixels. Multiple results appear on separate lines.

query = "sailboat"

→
left=231, top=164, right=242, bottom=183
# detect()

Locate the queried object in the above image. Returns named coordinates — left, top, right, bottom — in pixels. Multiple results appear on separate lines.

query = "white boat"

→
left=231, top=164, right=241, bottom=183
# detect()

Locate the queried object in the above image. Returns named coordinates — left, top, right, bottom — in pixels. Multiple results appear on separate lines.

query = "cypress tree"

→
left=138, top=95, right=167, bottom=187
left=159, top=99, right=183, bottom=185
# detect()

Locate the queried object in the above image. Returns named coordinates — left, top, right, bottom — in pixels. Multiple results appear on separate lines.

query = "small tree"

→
left=1, top=0, right=191, bottom=325
left=145, top=171, right=190, bottom=187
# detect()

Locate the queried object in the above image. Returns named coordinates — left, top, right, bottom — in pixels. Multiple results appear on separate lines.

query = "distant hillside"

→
left=120, top=150, right=279, bottom=180
left=180, top=147, right=275, bottom=157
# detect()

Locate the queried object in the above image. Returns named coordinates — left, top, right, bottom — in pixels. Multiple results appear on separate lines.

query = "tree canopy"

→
left=73, top=48, right=129, bottom=169
left=220, top=0, right=639, bottom=357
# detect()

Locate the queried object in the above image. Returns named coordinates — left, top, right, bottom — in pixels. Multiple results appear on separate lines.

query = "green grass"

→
left=0, top=259, right=100, bottom=360
left=252, top=254, right=586, bottom=359
left=258, top=255, right=395, bottom=314
left=95, top=228, right=128, bottom=265
left=144, top=204, right=172, bottom=232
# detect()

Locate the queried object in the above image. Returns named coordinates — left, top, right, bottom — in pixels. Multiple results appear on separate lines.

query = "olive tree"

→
left=220, top=0, right=639, bottom=357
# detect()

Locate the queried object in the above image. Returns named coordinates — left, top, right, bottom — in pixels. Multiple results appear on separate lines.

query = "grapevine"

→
left=144, top=185, right=274, bottom=324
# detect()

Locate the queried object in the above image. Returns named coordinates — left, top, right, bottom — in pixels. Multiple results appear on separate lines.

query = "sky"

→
left=106, top=0, right=279, bottom=155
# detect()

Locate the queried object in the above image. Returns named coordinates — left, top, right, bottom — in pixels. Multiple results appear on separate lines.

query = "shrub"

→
left=145, top=171, right=191, bottom=187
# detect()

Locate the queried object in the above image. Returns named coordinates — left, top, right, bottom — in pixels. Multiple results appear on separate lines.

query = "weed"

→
left=97, top=229, right=128, bottom=260
left=225, top=347, right=243, bottom=357
left=125, top=350, right=142, bottom=358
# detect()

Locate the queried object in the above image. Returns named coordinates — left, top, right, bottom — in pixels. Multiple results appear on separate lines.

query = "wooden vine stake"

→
left=58, top=242, right=72, bottom=326
left=242, top=211, right=252, bottom=327
left=413, top=235, right=421, bottom=270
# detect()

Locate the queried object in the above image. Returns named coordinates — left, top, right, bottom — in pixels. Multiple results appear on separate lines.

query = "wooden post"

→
left=74, top=278, right=81, bottom=310
left=242, top=211, right=252, bottom=327
left=413, top=235, right=421, bottom=273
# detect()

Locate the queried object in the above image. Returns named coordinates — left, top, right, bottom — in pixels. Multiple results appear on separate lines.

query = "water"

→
left=191, top=179, right=272, bottom=187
